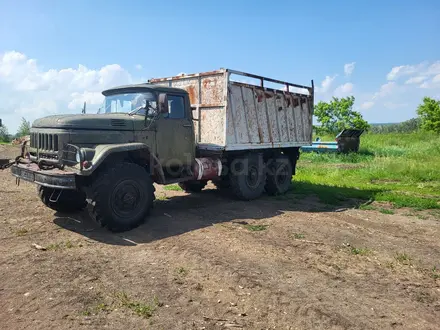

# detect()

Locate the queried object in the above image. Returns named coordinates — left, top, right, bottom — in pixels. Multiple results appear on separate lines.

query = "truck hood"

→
left=32, top=114, right=135, bottom=130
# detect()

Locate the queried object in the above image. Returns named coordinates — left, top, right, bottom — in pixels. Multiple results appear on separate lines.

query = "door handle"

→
left=183, top=124, right=192, bottom=127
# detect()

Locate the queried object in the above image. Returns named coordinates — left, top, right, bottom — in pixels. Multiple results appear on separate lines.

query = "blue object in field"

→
left=301, top=141, right=339, bottom=153
left=301, top=129, right=364, bottom=153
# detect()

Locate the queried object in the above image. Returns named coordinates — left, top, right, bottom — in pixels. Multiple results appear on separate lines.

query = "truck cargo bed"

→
left=149, top=69, right=314, bottom=151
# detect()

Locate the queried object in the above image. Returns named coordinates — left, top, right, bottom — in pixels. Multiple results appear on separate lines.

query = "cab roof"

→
left=102, top=83, right=187, bottom=96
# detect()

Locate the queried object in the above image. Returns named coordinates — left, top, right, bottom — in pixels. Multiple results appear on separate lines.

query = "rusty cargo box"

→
left=149, top=69, right=314, bottom=151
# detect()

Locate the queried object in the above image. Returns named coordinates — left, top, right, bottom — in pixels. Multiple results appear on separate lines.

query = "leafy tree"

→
left=370, top=118, right=420, bottom=134
left=417, top=97, right=440, bottom=134
left=314, top=96, right=370, bottom=135
left=0, top=124, right=10, bottom=142
left=17, top=117, right=31, bottom=137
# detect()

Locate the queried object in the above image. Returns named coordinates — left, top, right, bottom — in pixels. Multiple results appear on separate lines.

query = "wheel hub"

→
left=111, top=180, right=142, bottom=217
left=246, top=166, right=260, bottom=188
left=276, top=164, right=289, bottom=185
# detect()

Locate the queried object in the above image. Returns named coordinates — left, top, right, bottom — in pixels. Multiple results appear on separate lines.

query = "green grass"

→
left=244, top=224, right=268, bottom=231
left=359, top=204, right=376, bottom=211
left=379, top=208, right=395, bottom=215
left=395, top=252, right=412, bottom=265
left=116, top=292, right=160, bottom=318
left=175, top=266, right=188, bottom=276
left=432, top=267, right=440, bottom=280
left=46, top=241, right=77, bottom=250
left=292, top=233, right=305, bottom=239
left=294, top=132, right=440, bottom=211
left=350, top=247, right=370, bottom=256
left=164, top=184, right=182, bottom=191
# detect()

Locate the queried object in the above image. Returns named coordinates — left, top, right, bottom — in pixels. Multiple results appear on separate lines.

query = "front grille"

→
left=30, top=133, right=59, bottom=151
left=110, top=119, right=126, bottom=127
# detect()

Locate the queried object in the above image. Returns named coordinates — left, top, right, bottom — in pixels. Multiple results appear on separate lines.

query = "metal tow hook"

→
left=49, top=189, right=62, bottom=203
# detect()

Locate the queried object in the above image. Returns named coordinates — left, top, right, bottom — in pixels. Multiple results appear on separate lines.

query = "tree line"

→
left=313, top=96, right=440, bottom=135
left=0, top=118, right=31, bottom=143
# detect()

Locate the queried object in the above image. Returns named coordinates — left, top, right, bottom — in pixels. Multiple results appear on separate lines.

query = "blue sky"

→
left=1, top=0, right=439, bottom=132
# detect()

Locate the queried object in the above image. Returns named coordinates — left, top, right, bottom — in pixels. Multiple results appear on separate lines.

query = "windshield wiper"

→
left=128, top=106, right=145, bottom=116
left=128, top=106, right=158, bottom=116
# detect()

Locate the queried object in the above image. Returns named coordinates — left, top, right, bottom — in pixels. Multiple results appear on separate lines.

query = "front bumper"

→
left=10, top=163, right=77, bottom=190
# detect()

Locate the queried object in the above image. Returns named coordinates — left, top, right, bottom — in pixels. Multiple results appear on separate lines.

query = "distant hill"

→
left=370, top=122, right=401, bottom=126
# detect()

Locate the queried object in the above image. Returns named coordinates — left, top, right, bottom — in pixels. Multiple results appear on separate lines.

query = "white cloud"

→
left=405, top=76, right=427, bottom=84
left=419, top=81, right=430, bottom=89
left=317, top=75, right=337, bottom=93
left=68, top=91, right=105, bottom=110
left=0, top=51, right=134, bottom=131
left=314, top=60, right=440, bottom=124
left=427, top=62, right=440, bottom=76
left=373, top=82, right=396, bottom=99
left=386, top=63, right=423, bottom=80
left=387, top=61, right=440, bottom=81
left=360, top=101, right=374, bottom=110
left=135, top=64, right=142, bottom=70
left=418, top=74, right=440, bottom=89
left=333, top=82, right=353, bottom=97
left=344, top=62, right=355, bottom=76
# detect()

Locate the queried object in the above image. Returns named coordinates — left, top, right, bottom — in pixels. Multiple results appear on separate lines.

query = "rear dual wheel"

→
left=265, top=155, right=293, bottom=195
left=226, top=153, right=293, bottom=199
left=229, top=154, right=266, bottom=200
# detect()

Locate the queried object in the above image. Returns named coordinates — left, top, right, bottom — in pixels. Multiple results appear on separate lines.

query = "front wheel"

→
left=88, top=162, right=155, bottom=232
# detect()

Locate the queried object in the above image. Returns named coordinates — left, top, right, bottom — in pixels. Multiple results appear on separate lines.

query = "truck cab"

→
left=101, top=84, right=196, bottom=172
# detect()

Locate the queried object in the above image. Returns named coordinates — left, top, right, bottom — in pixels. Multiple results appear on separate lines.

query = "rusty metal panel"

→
left=241, top=86, right=260, bottom=143
left=265, top=90, right=280, bottom=142
left=276, top=93, right=289, bottom=142
left=228, top=84, right=249, bottom=144
left=226, top=83, right=313, bottom=149
left=200, top=76, right=224, bottom=105
left=199, top=107, right=225, bottom=145
left=286, top=95, right=297, bottom=142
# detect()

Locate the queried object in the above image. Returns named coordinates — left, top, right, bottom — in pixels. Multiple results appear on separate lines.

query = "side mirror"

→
left=158, top=93, right=169, bottom=114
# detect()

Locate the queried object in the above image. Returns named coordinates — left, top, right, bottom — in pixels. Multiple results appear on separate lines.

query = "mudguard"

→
left=81, top=143, right=165, bottom=183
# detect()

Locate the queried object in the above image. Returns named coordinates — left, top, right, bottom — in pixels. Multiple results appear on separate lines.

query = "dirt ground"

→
left=0, top=150, right=439, bottom=329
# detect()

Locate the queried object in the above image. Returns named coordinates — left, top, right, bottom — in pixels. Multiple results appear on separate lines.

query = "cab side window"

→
left=167, top=95, right=185, bottom=119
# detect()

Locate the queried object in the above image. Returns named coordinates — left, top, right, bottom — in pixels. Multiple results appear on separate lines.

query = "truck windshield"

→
left=102, top=92, right=158, bottom=116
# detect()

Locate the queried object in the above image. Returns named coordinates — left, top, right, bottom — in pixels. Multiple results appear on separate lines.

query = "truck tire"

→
left=265, top=155, right=293, bottom=195
left=229, top=154, right=266, bottom=200
left=178, top=180, right=207, bottom=193
left=88, top=162, right=155, bottom=232
left=38, top=186, right=87, bottom=213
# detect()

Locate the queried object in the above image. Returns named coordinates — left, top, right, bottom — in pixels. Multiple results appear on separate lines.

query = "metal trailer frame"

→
left=149, top=69, right=314, bottom=152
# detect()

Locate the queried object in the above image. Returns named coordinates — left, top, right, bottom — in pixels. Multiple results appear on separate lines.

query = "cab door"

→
left=155, top=93, right=195, bottom=169
left=133, top=117, right=156, bottom=155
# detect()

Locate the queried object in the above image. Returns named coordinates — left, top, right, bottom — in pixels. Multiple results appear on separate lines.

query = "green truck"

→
left=9, top=69, right=314, bottom=232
